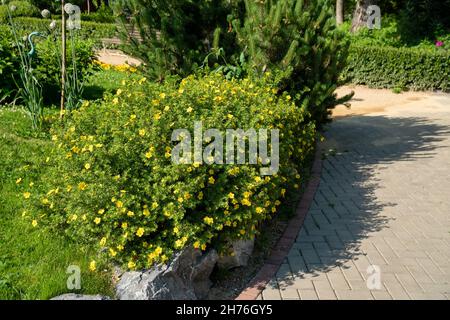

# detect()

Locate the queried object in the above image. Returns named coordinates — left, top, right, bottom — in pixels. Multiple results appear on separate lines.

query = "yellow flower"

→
left=193, top=241, right=201, bottom=249
left=116, top=200, right=123, bottom=208
left=159, top=93, right=166, bottom=99
left=116, top=89, right=123, bottom=96
left=32, top=220, right=38, bottom=227
left=136, top=227, right=145, bottom=237
left=109, top=248, right=117, bottom=257
left=256, top=207, right=264, bottom=214
left=241, top=198, right=251, bottom=206
left=243, top=191, right=251, bottom=198
left=155, top=246, right=163, bottom=256
left=121, top=222, right=128, bottom=230
left=139, top=77, right=147, bottom=84
left=201, top=244, right=207, bottom=251
left=281, top=189, right=286, bottom=197
left=254, top=176, right=262, bottom=183
left=70, top=214, right=78, bottom=221
left=178, top=88, right=185, bottom=94
left=89, top=260, right=96, bottom=271
left=78, top=182, right=87, bottom=191
left=112, top=97, right=119, bottom=105
left=84, top=163, right=91, bottom=170
left=128, top=261, right=136, bottom=269
left=228, top=192, right=235, bottom=199
left=16, top=178, right=22, bottom=184
left=139, top=129, right=146, bottom=137
left=240, top=229, right=246, bottom=235
left=143, top=208, right=150, bottom=216
left=177, top=197, right=184, bottom=203
left=94, top=217, right=101, bottom=225
left=154, top=113, right=162, bottom=120
left=187, top=107, right=193, bottom=113
left=151, top=202, right=159, bottom=210
left=208, top=176, right=215, bottom=184
left=275, top=200, right=281, bottom=206
left=227, top=114, right=234, bottom=120
left=117, top=244, right=124, bottom=251
left=203, top=216, right=214, bottom=225
left=100, top=237, right=107, bottom=246
left=98, top=209, right=105, bottom=215
left=23, top=192, right=31, bottom=199
left=198, top=192, right=204, bottom=200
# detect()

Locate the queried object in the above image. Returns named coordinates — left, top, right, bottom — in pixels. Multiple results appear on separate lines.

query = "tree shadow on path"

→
left=278, top=115, right=450, bottom=287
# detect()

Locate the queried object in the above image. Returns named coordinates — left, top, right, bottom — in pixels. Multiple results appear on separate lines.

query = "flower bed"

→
left=23, top=73, right=316, bottom=270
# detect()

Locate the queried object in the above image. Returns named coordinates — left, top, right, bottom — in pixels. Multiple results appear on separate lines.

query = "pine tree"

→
left=113, top=0, right=240, bottom=82
left=233, top=0, right=352, bottom=124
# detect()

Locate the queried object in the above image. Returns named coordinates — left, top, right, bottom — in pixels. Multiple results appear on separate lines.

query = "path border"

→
left=236, top=146, right=323, bottom=300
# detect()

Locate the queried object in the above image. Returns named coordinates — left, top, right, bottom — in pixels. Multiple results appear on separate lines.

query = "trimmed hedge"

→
left=343, top=45, right=450, bottom=92
left=0, top=1, right=40, bottom=23
left=23, top=73, right=316, bottom=269
left=12, top=17, right=117, bottom=41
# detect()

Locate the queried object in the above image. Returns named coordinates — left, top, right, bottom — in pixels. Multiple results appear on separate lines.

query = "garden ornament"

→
left=27, top=32, right=45, bottom=59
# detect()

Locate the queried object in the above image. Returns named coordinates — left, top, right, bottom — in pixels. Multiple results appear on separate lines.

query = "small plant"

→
left=4, top=2, right=44, bottom=129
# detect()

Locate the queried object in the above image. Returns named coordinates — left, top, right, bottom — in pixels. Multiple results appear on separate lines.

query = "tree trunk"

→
left=350, top=0, right=378, bottom=33
left=336, top=0, right=344, bottom=25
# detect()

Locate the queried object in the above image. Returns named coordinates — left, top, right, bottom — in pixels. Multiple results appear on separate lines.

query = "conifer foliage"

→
left=233, top=0, right=351, bottom=124
left=113, top=0, right=239, bottom=82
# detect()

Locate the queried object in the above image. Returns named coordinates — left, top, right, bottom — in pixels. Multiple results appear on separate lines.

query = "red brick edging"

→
left=235, top=147, right=323, bottom=300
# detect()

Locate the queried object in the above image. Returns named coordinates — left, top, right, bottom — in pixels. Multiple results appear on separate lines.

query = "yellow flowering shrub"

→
left=26, top=73, right=316, bottom=270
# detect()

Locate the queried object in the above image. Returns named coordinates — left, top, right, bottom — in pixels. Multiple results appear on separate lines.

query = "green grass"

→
left=0, top=96, right=118, bottom=300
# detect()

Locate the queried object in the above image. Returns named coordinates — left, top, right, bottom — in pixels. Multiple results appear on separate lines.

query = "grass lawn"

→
left=0, top=68, right=133, bottom=299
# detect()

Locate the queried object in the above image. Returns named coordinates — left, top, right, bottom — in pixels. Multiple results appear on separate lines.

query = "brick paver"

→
left=260, top=102, right=450, bottom=300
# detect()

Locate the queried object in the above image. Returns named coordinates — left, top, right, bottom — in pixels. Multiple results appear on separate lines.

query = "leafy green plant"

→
left=24, top=73, right=316, bottom=270
left=4, top=3, right=44, bottom=129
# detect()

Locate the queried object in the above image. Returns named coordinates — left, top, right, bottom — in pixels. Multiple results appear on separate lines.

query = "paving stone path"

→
left=260, top=88, right=450, bottom=300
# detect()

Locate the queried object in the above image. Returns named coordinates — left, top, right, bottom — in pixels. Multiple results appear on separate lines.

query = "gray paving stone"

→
left=263, top=108, right=450, bottom=300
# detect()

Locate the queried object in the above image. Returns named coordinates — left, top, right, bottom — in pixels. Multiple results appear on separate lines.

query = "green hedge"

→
left=0, top=1, right=40, bottom=23
left=343, top=45, right=450, bottom=92
left=12, top=17, right=117, bottom=41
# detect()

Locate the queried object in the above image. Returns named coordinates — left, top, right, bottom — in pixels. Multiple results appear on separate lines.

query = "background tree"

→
left=350, top=0, right=378, bottom=33
left=336, top=0, right=344, bottom=25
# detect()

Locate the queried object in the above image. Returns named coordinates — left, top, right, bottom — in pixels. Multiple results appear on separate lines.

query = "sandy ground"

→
left=96, top=49, right=142, bottom=66
left=335, top=85, right=450, bottom=117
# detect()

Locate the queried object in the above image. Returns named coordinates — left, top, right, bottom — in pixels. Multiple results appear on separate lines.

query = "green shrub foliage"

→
left=343, top=45, right=450, bottom=92
left=232, top=0, right=351, bottom=124
left=113, top=0, right=242, bottom=82
left=0, top=25, right=97, bottom=103
left=25, top=73, right=316, bottom=269
left=0, top=0, right=40, bottom=22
